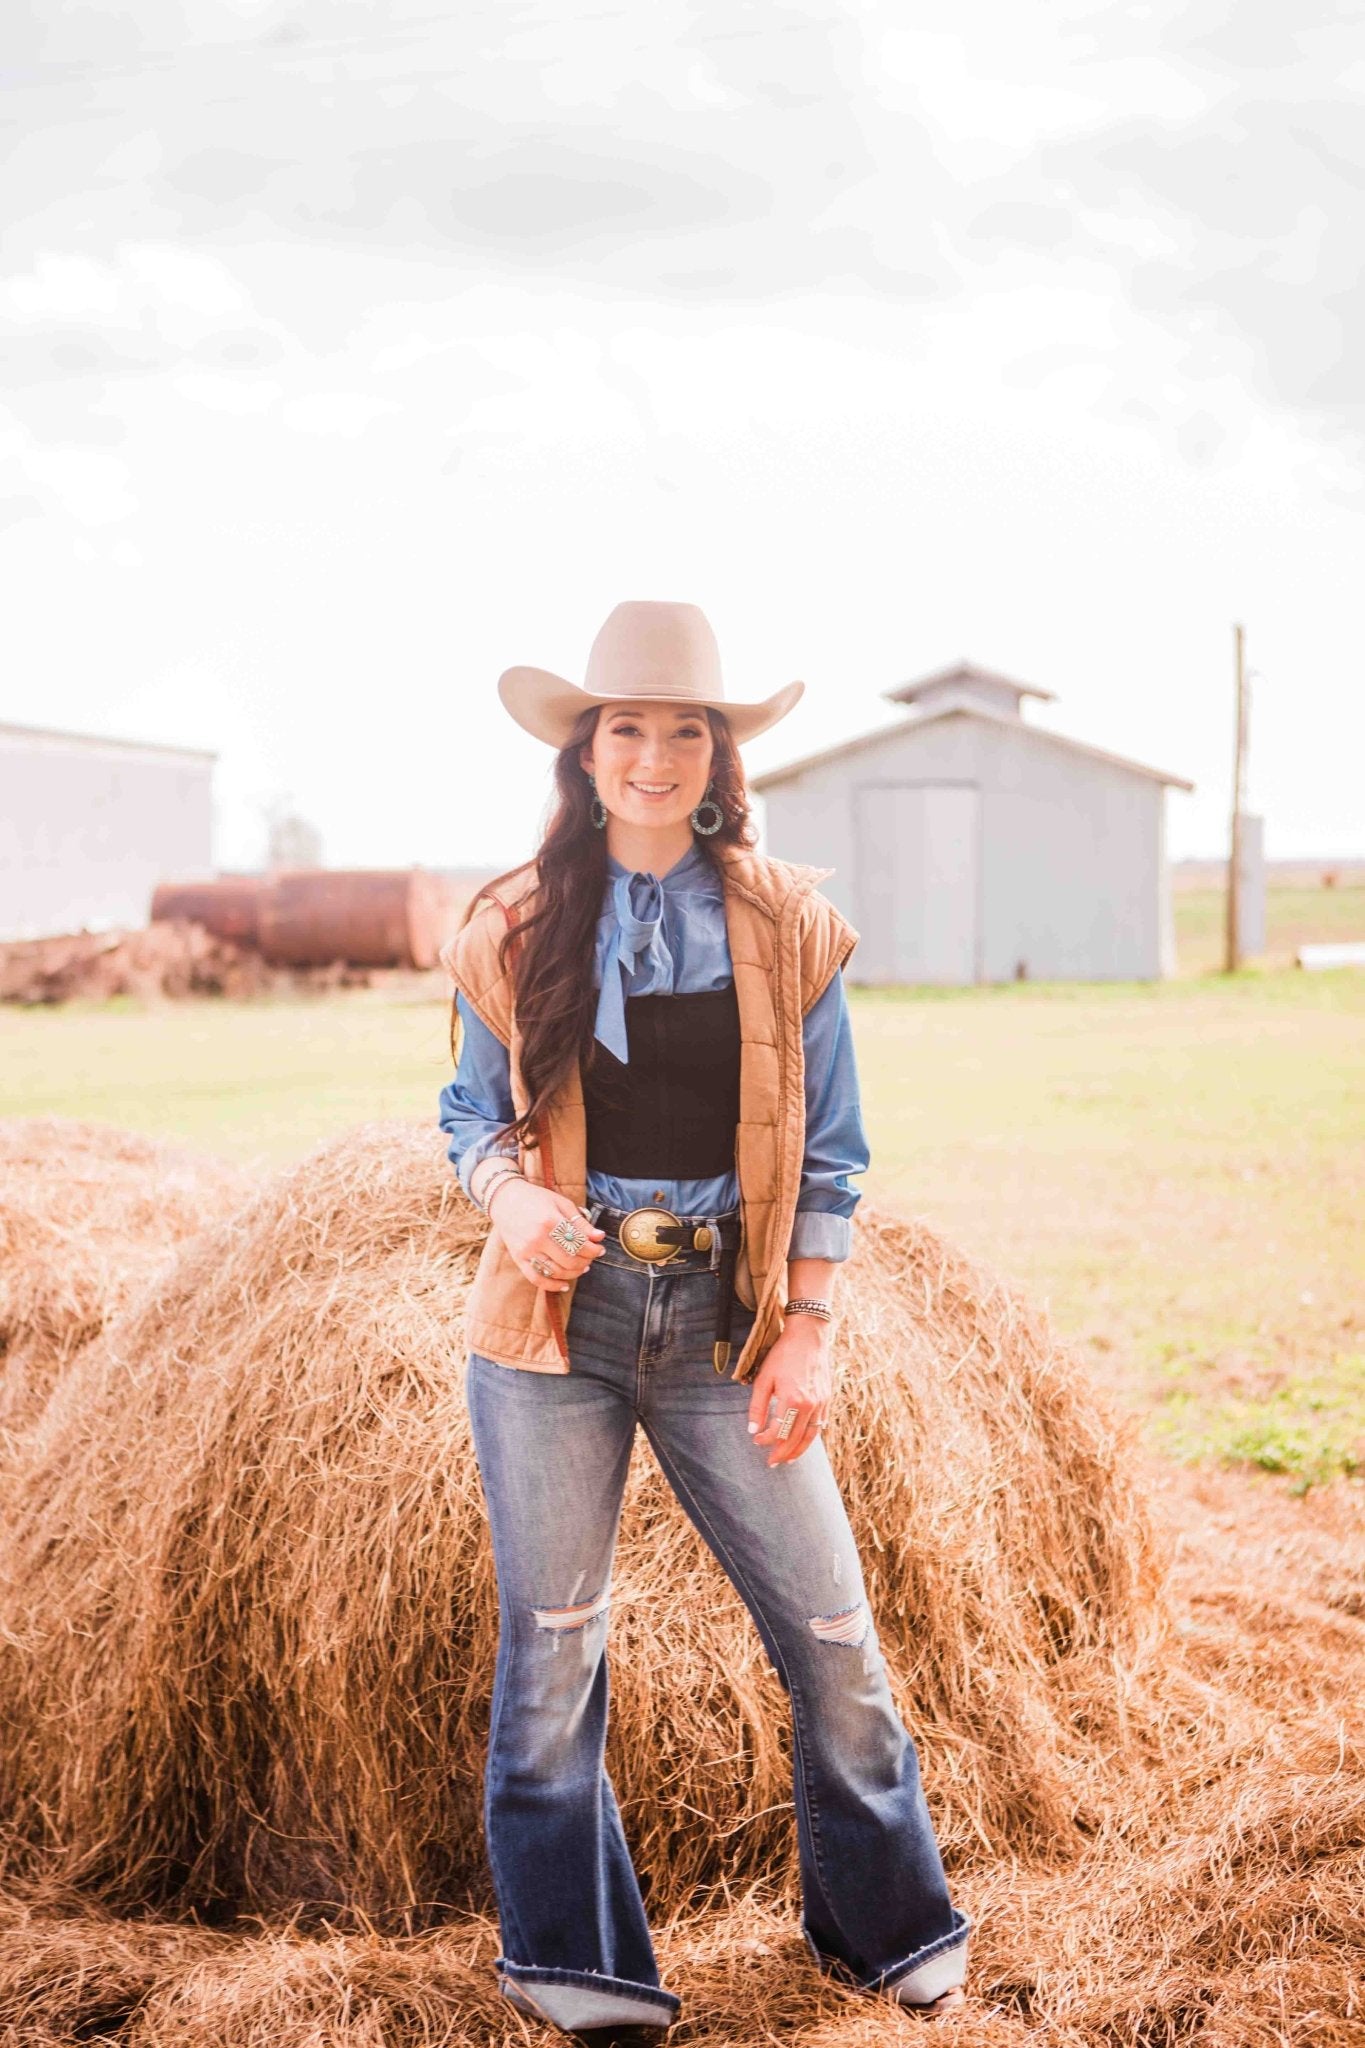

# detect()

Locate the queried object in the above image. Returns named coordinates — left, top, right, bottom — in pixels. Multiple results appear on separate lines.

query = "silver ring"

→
left=776, top=1407, right=800, bottom=1441
left=549, top=1218, right=587, bottom=1257
left=529, top=1255, right=555, bottom=1277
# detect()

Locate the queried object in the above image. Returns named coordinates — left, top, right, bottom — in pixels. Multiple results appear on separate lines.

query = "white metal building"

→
left=751, top=661, right=1194, bottom=985
left=0, top=719, right=215, bottom=942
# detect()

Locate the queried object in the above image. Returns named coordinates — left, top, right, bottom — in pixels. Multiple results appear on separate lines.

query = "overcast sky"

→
left=4, top=0, right=1362, bottom=872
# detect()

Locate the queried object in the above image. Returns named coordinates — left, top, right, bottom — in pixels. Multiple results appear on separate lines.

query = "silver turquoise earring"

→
left=587, top=772, right=608, bottom=830
left=690, top=779, right=724, bottom=835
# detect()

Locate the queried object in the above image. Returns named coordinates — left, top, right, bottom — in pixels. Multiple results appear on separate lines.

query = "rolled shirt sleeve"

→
left=437, top=992, right=519, bottom=1202
left=788, top=968, right=870, bottom=1264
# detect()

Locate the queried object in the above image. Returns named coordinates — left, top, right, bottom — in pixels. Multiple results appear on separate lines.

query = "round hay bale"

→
left=0, top=1120, right=1187, bottom=1929
left=0, top=1901, right=225, bottom=2048
left=124, top=1923, right=495, bottom=2048
left=0, top=1119, right=253, bottom=1448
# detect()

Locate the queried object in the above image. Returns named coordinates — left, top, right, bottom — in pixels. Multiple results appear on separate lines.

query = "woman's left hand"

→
left=747, top=1316, right=833, bottom=1467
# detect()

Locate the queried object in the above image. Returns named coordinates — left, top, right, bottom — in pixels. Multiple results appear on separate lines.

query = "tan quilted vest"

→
left=446, top=842, right=858, bottom=1383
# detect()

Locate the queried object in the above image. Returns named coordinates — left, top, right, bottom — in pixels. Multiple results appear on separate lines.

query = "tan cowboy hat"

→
left=497, top=600, right=804, bottom=748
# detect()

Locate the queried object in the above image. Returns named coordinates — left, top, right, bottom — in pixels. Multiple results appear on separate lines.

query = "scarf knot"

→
left=592, top=870, right=675, bottom=1062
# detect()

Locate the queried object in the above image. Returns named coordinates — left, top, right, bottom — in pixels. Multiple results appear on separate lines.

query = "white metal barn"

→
left=751, top=662, right=1194, bottom=986
left=0, top=719, right=215, bottom=942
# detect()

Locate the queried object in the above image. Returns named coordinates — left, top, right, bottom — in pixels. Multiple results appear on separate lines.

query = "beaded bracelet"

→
left=784, top=1297, right=833, bottom=1322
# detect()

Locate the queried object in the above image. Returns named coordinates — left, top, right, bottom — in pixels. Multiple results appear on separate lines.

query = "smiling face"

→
left=578, top=700, right=715, bottom=832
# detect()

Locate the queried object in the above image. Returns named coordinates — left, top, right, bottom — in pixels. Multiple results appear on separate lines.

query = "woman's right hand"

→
left=487, top=1179, right=606, bottom=1292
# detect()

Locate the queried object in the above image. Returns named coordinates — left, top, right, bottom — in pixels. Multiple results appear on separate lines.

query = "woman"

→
left=439, top=601, right=970, bottom=2046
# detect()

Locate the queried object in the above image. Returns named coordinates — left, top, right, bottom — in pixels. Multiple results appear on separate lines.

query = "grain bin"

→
left=256, top=869, right=453, bottom=969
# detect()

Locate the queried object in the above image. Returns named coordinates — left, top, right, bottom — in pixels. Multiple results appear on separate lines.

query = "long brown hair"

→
left=450, top=704, right=757, bottom=1152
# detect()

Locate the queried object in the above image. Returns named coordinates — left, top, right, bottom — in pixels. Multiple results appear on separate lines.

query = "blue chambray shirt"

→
left=437, top=841, right=870, bottom=1261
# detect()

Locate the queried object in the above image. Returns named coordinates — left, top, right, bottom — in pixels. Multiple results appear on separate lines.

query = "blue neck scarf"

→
left=592, top=843, right=715, bottom=1062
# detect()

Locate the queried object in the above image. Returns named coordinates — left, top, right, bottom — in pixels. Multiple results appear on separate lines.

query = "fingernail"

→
left=747, top=1421, right=758, bottom=1433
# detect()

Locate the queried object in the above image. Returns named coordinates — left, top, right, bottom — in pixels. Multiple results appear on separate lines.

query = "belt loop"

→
left=708, top=1214, right=723, bottom=1272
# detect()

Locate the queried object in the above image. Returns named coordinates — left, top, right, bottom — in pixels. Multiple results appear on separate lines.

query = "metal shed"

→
left=0, top=718, right=215, bottom=942
left=751, top=661, right=1194, bottom=985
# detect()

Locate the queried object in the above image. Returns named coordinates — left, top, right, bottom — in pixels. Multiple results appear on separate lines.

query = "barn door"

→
left=854, top=785, right=980, bottom=985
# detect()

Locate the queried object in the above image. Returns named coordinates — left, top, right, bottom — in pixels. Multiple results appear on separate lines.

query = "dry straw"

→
left=0, top=1118, right=250, bottom=1454
left=1, top=1119, right=1360, bottom=2044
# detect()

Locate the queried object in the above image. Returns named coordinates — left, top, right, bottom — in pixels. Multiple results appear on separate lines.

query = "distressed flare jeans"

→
left=465, top=1231, right=970, bottom=2036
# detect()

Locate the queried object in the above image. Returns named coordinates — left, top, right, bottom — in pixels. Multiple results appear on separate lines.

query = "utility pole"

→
left=1224, top=622, right=1248, bottom=972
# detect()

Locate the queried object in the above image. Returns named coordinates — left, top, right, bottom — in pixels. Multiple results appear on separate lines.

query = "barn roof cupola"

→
left=883, top=659, right=1056, bottom=723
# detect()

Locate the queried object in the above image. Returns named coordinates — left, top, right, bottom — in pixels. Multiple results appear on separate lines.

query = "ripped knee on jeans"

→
left=807, top=1601, right=870, bottom=1649
left=531, top=1583, right=612, bottom=1635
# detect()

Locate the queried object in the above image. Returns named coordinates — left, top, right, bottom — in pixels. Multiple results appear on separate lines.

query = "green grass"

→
left=2, top=920, right=1362, bottom=1487
left=0, top=986, right=459, bottom=1168
left=1173, top=881, right=1365, bottom=974
left=850, top=963, right=1363, bottom=1489
left=1149, top=1352, right=1363, bottom=1493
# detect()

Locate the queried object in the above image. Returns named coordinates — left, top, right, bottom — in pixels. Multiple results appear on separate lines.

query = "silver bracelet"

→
left=784, top=1297, right=833, bottom=1322
left=482, top=1173, right=527, bottom=1221
left=473, top=1162, right=524, bottom=1215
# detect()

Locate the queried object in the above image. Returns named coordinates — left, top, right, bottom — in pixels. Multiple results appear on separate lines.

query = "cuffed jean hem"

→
left=801, top=1908, right=971, bottom=2006
left=496, top=1958, right=681, bottom=2034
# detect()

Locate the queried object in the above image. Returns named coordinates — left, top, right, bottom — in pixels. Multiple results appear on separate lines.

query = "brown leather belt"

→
left=593, top=1203, right=743, bottom=1373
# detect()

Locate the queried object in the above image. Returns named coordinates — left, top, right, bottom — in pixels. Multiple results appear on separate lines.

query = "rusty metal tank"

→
left=256, top=869, right=454, bottom=969
left=150, top=875, right=266, bottom=945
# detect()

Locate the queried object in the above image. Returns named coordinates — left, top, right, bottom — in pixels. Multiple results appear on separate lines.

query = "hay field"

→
left=1, top=1118, right=1362, bottom=2045
left=2, top=902, right=1361, bottom=2041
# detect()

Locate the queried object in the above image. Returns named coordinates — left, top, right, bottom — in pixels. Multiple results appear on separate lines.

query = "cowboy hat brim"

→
left=497, top=669, right=805, bottom=749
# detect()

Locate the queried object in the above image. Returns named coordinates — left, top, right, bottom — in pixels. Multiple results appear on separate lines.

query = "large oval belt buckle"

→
left=619, top=1205, right=682, bottom=1263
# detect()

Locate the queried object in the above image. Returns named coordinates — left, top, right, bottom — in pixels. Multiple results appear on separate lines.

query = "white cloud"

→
left=875, top=28, right=1117, bottom=145
left=280, top=390, right=400, bottom=435
left=123, top=242, right=253, bottom=318
left=95, top=128, right=165, bottom=185
left=5, top=252, right=128, bottom=324
left=22, top=445, right=136, bottom=525
left=172, top=372, right=280, bottom=414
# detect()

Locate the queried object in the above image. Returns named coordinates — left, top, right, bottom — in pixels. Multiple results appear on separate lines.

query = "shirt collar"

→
left=605, top=840, right=716, bottom=891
